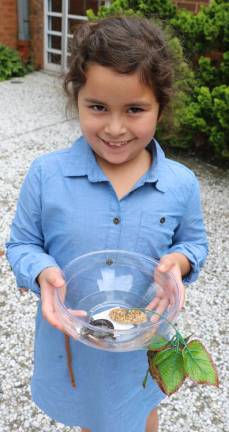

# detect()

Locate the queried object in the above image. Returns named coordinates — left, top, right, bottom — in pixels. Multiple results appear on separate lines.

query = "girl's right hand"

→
left=38, top=267, right=87, bottom=334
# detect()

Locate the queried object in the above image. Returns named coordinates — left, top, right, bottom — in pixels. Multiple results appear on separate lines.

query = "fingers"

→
left=158, top=254, right=188, bottom=311
left=146, top=259, right=181, bottom=324
left=178, top=283, right=185, bottom=310
left=45, top=272, right=65, bottom=288
left=157, top=257, right=174, bottom=273
left=150, top=297, right=169, bottom=323
left=41, top=285, right=64, bottom=331
left=39, top=267, right=67, bottom=332
left=67, top=309, right=88, bottom=317
left=39, top=267, right=88, bottom=337
left=147, top=296, right=160, bottom=310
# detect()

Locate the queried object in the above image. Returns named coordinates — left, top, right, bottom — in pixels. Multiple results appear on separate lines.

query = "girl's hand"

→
left=147, top=253, right=188, bottom=322
left=38, top=267, right=87, bottom=334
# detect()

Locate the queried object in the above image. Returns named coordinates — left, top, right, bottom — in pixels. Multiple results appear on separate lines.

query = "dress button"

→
left=160, top=217, right=166, bottom=224
left=106, top=258, right=113, bottom=265
left=113, top=217, right=121, bottom=225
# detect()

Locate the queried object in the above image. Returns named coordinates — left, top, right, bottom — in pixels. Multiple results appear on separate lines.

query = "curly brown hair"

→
left=64, top=16, right=175, bottom=117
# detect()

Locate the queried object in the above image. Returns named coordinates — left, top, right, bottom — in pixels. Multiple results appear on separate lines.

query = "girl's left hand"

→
left=147, top=254, right=186, bottom=322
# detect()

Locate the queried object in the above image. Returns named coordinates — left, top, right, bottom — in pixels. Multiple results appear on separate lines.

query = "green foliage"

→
left=87, top=0, right=137, bottom=19
left=87, top=0, right=176, bottom=20
left=129, top=0, right=176, bottom=20
left=0, top=44, right=32, bottom=81
left=175, top=84, right=229, bottom=160
left=145, top=332, right=219, bottom=395
left=89, top=0, right=229, bottom=164
left=148, top=335, right=169, bottom=351
left=170, top=1, right=229, bottom=56
left=148, top=348, right=186, bottom=395
left=183, top=340, right=219, bottom=385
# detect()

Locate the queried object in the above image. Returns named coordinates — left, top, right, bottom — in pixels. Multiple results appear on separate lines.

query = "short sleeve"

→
left=6, top=160, right=59, bottom=295
left=168, top=175, right=208, bottom=284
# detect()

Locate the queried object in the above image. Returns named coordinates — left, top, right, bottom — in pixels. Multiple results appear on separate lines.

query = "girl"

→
left=6, top=16, right=208, bottom=432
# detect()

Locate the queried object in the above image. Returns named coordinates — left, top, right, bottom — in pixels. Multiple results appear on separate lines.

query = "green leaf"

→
left=183, top=340, right=219, bottom=386
left=148, top=335, right=169, bottom=351
left=148, top=348, right=186, bottom=395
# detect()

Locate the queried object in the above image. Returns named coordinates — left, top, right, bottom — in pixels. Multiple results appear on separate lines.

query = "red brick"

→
left=29, top=0, right=44, bottom=68
left=0, top=0, right=17, bottom=48
left=181, top=0, right=209, bottom=2
left=173, top=0, right=210, bottom=10
left=176, top=2, right=197, bottom=12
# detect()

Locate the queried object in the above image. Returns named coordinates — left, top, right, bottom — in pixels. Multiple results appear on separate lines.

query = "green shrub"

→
left=127, top=0, right=176, bottom=19
left=87, top=0, right=176, bottom=20
left=170, top=1, right=229, bottom=57
left=174, top=85, right=229, bottom=161
left=0, top=44, right=32, bottom=81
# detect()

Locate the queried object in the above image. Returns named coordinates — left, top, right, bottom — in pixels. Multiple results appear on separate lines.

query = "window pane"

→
left=68, top=1, right=110, bottom=16
left=48, top=0, right=62, bottom=13
left=48, top=52, right=61, bottom=65
left=48, top=35, right=62, bottom=50
left=67, top=54, right=71, bottom=68
left=48, top=16, right=62, bottom=31
left=86, top=1, right=101, bottom=13
left=69, top=0, right=86, bottom=15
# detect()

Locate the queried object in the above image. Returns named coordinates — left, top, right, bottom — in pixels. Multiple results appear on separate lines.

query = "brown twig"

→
left=64, top=334, right=76, bottom=388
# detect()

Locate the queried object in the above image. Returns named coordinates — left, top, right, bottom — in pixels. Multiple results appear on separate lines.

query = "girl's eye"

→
left=89, top=105, right=107, bottom=112
left=128, top=107, right=144, bottom=114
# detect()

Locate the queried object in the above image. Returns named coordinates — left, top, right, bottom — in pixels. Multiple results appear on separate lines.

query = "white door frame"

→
left=44, top=1, right=111, bottom=73
left=44, top=0, right=63, bottom=72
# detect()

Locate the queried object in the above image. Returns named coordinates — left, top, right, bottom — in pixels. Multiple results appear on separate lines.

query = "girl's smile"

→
left=99, top=137, right=134, bottom=150
left=77, top=64, right=160, bottom=169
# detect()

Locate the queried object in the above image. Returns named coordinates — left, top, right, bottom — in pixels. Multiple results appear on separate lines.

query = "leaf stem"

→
left=128, top=308, right=192, bottom=353
left=142, top=367, right=150, bottom=388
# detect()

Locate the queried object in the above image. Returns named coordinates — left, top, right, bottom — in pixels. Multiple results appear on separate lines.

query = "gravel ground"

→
left=0, top=71, right=228, bottom=432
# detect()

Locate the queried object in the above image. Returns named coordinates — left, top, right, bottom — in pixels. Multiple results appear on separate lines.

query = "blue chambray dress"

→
left=6, top=137, right=208, bottom=431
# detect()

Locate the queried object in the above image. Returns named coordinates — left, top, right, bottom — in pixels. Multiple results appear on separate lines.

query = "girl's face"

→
left=77, top=63, right=160, bottom=167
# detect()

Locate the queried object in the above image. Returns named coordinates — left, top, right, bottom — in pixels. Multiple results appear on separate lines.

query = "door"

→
left=44, top=0, right=110, bottom=72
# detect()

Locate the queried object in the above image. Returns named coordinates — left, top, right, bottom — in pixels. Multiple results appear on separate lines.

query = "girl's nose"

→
left=104, top=115, right=127, bottom=137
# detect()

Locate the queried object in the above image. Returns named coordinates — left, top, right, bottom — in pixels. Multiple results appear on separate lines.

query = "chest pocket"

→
left=135, top=212, right=177, bottom=259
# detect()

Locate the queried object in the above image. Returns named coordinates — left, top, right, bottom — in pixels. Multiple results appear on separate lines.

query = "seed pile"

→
left=109, top=308, right=147, bottom=325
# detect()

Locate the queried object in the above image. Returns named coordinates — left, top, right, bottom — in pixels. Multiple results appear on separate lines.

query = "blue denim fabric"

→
left=6, top=136, right=208, bottom=430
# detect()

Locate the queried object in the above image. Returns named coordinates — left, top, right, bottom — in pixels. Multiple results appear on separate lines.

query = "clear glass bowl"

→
left=55, top=250, right=180, bottom=351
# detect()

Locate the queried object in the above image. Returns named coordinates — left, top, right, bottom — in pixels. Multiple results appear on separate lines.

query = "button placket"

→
left=105, top=196, right=122, bottom=249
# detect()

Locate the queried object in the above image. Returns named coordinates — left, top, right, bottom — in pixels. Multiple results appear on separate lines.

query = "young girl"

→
left=6, top=16, right=208, bottom=432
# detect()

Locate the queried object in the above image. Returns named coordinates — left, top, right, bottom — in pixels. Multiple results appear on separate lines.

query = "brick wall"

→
left=173, top=0, right=210, bottom=14
left=29, top=0, right=44, bottom=69
left=0, top=0, right=17, bottom=49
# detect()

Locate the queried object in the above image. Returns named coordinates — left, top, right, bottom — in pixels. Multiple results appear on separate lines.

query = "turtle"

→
left=81, top=318, right=116, bottom=340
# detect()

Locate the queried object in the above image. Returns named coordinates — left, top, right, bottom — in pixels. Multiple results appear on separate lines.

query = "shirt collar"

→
left=62, top=136, right=107, bottom=182
left=144, top=138, right=167, bottom=192
left=63, top=136, right=167, bottom=191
